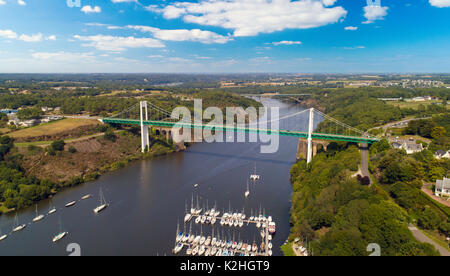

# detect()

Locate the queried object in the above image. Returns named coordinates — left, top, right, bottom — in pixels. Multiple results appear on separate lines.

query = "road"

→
left=408, top=224, right=450, bottom=256
left=359, top=143, right=371, bottom=185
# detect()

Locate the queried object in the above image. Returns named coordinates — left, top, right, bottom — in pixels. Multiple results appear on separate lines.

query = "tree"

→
left=431, top=126, right=446, bottom=139
left=50, top=140, right=65, bottom=151
left=418, top=208, right=443, bottom=230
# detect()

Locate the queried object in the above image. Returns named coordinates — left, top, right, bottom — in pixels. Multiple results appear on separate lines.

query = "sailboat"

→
left=245, top=181, right=250, bottom=198
left=190, top=194, right=196, bottom=215
left=93, top=187, right=108, bottom=214
left=48, top=199, right=56, bottom=215
left=250, top=163, right=260, bottom=181
left=184, top=200, right=192, bottom=223
left=0, top=227, right=7, bottom=242
left=12, top=214, right=26, bottom=232
left=32, top=204, right=45, bottom=222
left=52, top=218, right=68, bottom=242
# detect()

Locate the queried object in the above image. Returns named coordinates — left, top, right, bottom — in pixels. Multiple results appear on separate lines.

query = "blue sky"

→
left=0, top=0, right=450, bottom=73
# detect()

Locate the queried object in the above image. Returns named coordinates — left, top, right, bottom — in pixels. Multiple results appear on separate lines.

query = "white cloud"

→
left=32, top=51, right=96, bottom=62
left=73, top=34, right=165, bottom=51
left=148, top=55, right=164, bottom=58
left=272, top=41, right=302, bottom=46
left=18, top=33, right=43, bottom=42
left=0, top=29, right=55, bottom=42
left=155, top=0, right=347, bottom=37
left=344, top=26, right=358, bottom=31
left=126, top=25, right=231, bottom=44
left=17, top=0, right=26, bottom=6
left=81, top=5, right=102, bottom=14
left=0, top=29, right=18, bottom=39
left=363, top=5, right=388, bottom=24
left=0, top=0, right=6, bottom=5
left=429, top=0, right=450, bottom=7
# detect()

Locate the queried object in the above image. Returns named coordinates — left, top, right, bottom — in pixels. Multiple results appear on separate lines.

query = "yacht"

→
left=65, top=201, right=76, bottom=207
left=186, top=246, right=192, bottom=255
left=12, top=214, right=26, bottom=232
left=250, top=164, right=260, bottom=181
left=93, top=188, right=108, bottom=214
left=52, top=219, right=67, bottom=242
left=0, top=228, right=7, bottom=242
left=32, top=205, right=45, bottom=222
left=52, top=231, right=67, bottom=242
left=205, top=247, right=211, bottom=256
left=173, top=243, right=183, bottom=254
left=252, top=243, right=258, bottom=252
left=198, top=246, right=205, bottom=256
left=81, top=194, right=91, bottom=200
left=245, top=183, right=250, bottom=198
left=268, top=222, right=276, bottom=234
left=210, top=247, right=217, bottom=255
left=205, top=236, right=211, bottom=246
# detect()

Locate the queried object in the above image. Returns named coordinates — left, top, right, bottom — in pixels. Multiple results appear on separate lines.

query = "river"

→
left=0, top=98, right=310, bottom=256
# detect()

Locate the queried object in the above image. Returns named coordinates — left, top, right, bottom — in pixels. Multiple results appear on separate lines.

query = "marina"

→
left=173, top=200, right=276, bottom=256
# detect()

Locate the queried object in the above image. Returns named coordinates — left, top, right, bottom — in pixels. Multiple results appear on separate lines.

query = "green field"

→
left=386, top=100, right=449, bottom=110
left=8, top=118, right=100, bottom=139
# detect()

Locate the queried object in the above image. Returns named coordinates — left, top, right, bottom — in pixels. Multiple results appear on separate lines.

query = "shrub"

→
left=104, top=130, right=117, bottom=142
left=418, top=208, right=443, bottom=230
left=68, top=146, right=77, bottom=153
left=50, top=140, right=65, bottom=151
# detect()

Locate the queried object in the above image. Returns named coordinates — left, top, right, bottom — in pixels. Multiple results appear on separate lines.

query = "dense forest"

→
left=290, top=145, right=440, bottom=256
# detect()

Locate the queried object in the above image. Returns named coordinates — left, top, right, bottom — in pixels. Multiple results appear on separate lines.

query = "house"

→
left=435, top=178, right=450, bottom=197
left=434, top=150, right=450, bottom=159
left=391, top=139, right=424, bottom=154
left=404, top=143, right=424, bottom=154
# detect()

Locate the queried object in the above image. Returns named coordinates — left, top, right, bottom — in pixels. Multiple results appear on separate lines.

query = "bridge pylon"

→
left=307, top=108, right=314, bottom=164
left=140, top=101, right=150, bottom=153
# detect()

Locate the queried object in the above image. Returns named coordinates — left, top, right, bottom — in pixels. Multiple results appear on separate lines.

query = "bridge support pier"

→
left=296, top=138, right=329, bottom=162
left=140, top=101, right=150, bottom=153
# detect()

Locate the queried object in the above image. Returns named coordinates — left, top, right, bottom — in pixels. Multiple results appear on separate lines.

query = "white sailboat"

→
left=93, top=187, right=108, bottom=214
left=65, top=201, right=76, bottom=207
left=12, top=214, right=26, bottom=232
left=32, top=204, right=45, bottom=222
left=52, top=219, right=67, bottom=242
left=48, top=200, right=56, bottom=215
left=245, top=181, right=250, bottom=198
left=250, top=163, right=260, bottom=181
left=0, top=228, right=7, bottom=242
left=184, top=200, right=192, bottom=223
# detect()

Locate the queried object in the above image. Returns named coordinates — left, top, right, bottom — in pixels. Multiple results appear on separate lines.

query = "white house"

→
left=435, top=178, right=450, bottom=197
left=434, top=150, right=450, bottom=159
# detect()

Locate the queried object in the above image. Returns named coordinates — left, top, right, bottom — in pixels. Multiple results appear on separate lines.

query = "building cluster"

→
left=379, top=79, right=444, bottom=88
left=2, top=108, right=62, bottom=128
left=390, top=138, right=424, bottom=155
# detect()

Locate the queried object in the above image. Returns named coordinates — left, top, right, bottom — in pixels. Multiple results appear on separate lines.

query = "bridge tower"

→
left=307, top=108, right=314, bottom=164
left=140, top=101, right=150, bottom=153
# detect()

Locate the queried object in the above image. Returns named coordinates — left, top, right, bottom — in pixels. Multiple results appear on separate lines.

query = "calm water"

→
left=0, top=99, right=310, bottom=256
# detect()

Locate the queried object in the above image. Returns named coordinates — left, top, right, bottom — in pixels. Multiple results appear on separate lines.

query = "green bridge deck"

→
left=102, top=118, right=379, bottom=144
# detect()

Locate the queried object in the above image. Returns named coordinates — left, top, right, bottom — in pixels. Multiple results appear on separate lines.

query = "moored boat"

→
left=65, top=201, right=76, bottom=207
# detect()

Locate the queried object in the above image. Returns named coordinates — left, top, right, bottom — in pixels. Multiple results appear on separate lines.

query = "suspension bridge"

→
left=101, top=101, right=379, bottom=164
